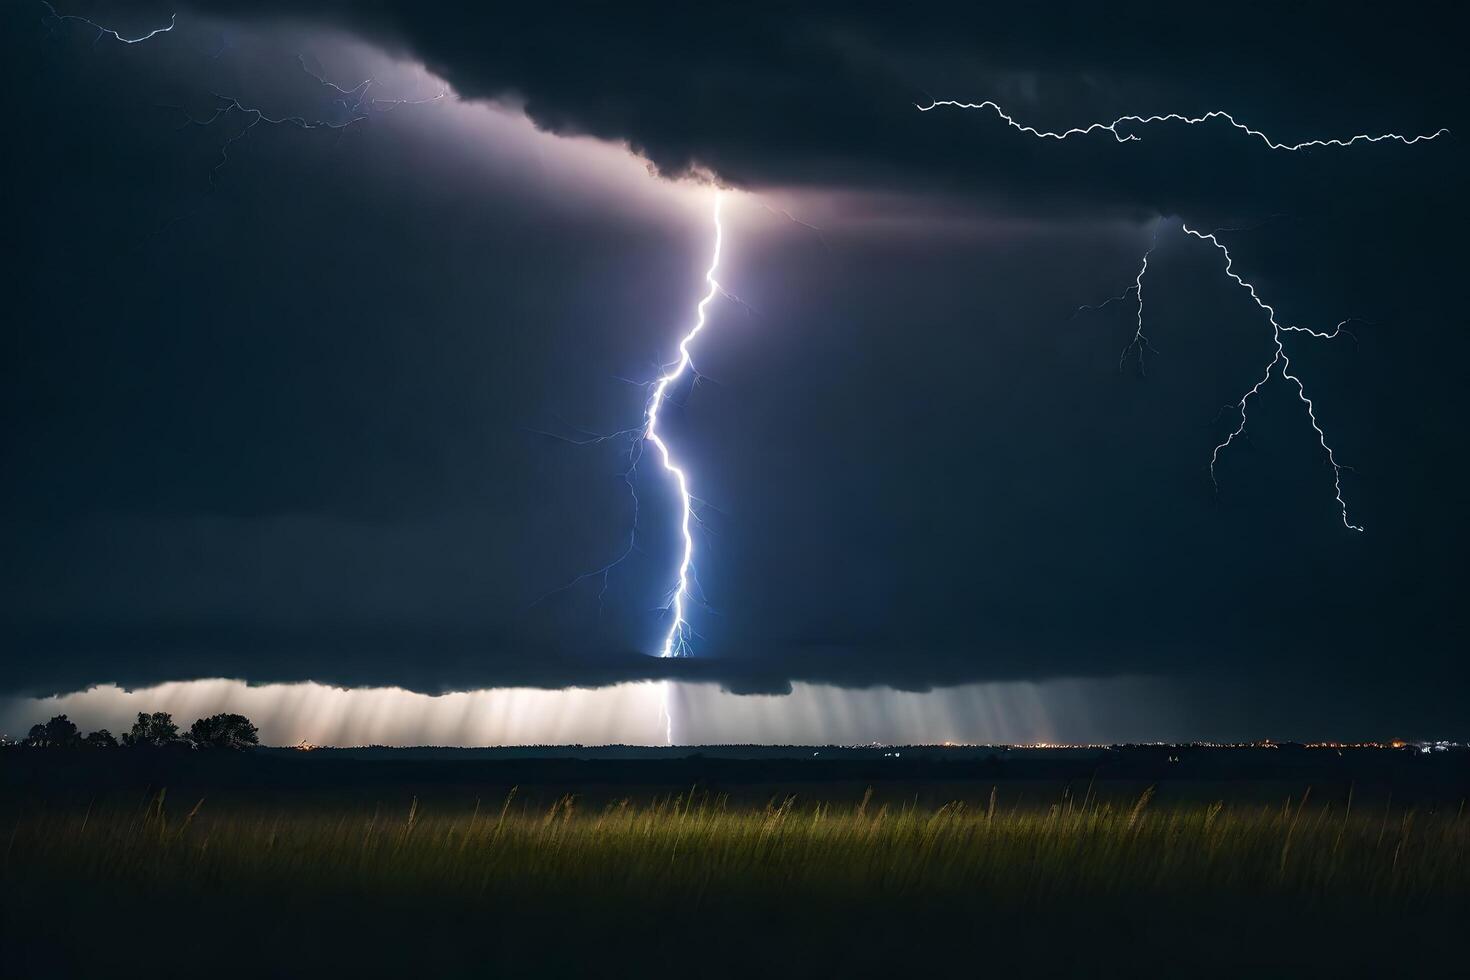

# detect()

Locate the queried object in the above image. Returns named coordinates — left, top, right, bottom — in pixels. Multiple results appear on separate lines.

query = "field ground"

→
left=3, top=747, right=1466, bottom=977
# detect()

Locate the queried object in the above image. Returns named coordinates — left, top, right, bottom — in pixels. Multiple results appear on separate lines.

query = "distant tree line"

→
left=17, top=712, right=259, bottom=750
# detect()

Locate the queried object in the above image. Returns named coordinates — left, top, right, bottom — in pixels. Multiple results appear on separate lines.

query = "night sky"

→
left=3, top=1, right=1465, bottom=740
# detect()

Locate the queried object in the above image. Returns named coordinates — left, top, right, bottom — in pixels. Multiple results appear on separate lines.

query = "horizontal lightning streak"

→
left=39, top=2, right=175, bottom=44
left=179, top=60, right=447, bottom=188
left=917, top=100, right=1448, bottom=151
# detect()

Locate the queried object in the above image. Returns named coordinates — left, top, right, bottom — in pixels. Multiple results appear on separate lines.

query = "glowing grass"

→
left=4, top=789, right=1466, bottom=974
left=7, top=788, right=1465, bottom=898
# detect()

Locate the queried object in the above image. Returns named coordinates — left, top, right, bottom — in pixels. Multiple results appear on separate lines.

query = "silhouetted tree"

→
left=83, top=729, right=119, bottom=749
left=188, top=713, right=259, bottom=750
left=123, top=711, right=186, bottom=748
left=23, top=715, right=81, bottom=748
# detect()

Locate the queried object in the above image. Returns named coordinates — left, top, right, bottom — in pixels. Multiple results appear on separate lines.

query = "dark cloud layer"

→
left=2, top=1, right=1466, bottom=733
left=185, top=0, right=1463, bottom=217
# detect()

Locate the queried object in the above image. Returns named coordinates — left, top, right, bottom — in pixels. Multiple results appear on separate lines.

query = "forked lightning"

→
left=928, top=98, right=1447, bottom=530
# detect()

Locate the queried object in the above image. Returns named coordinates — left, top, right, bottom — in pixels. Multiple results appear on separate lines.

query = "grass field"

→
left=4, top=786, right=1466, bottom=976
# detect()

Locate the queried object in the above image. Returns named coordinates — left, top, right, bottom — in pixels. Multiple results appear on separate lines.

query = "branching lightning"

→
left=932, top=98, right=1446, bottom=530
left=1072, top=232, right=1157, bottom=375
left=39, top=2, right=175, bottom=45
left=1115, top=220, right=1160, bottom=375
left=37, top=2, right=445, bottom=199
left=1181, top=224, right=1362, bottom=531
left=183, top=58, right=447, bottom=188
left=1077, top=221, right=1365, bottom=530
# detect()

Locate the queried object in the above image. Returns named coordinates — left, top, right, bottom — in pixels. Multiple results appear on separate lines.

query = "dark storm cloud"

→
left=180, top=0, right=1463, bottom=218
left=2, top=1, right=1466, bottom=735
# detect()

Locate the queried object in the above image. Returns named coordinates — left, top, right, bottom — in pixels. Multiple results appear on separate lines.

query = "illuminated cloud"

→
left=0, top=676, right=1177, bottom=746
left=5, top=2, right=1464, bottom=736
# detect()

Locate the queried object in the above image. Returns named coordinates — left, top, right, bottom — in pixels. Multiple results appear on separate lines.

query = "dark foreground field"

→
left=3, top=747, right=1466, bottom=977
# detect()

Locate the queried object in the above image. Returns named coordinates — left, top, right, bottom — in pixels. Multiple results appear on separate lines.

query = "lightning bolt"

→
left=647, top=189, right=725, bottom=661
left=1181, top=224, right=1362, bottom=532
left=39, top=2, right=175, bottom=44
left=1072, top=230, right=1157, bottom=374
left=533, top=191, right=724, bottom=743
left=1078, top=220, right=1363, bottom=529
left=1115, top=220, right=1160, bottom=375
left=916, top=100, right=1448, bottom=150
left=930, top=99, right=1445, bottom=530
